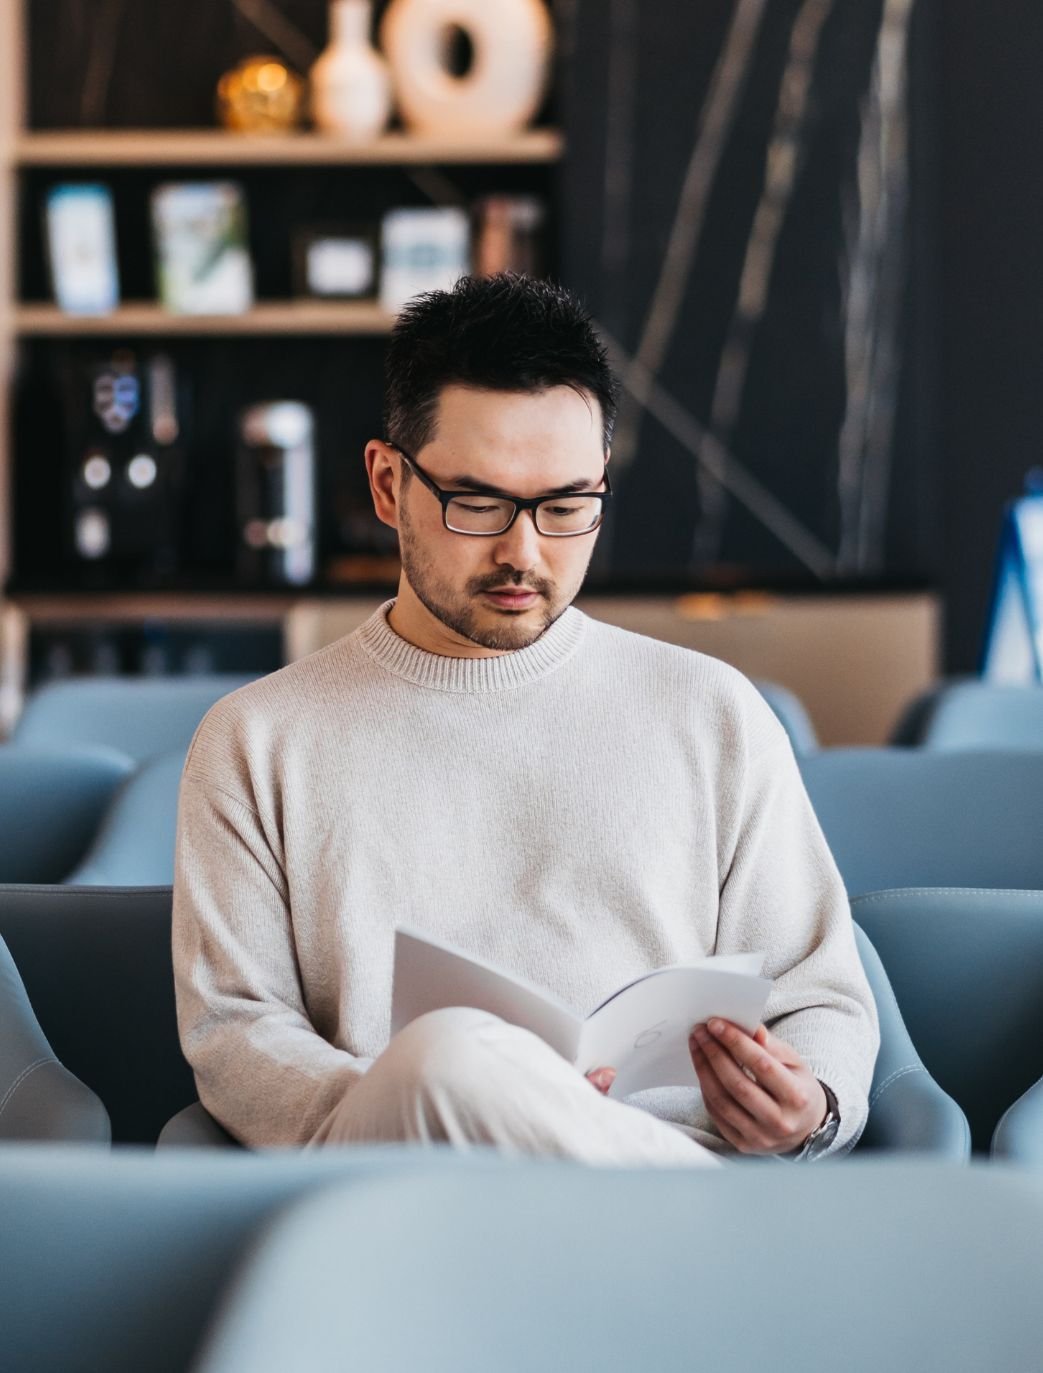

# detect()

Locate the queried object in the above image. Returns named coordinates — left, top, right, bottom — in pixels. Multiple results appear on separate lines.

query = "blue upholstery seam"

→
left=854, top=887, right=1043, bottom=904
left=0, top=1056, right=56, bottom=1121
left=869, top=1063, right=925, bottom=1107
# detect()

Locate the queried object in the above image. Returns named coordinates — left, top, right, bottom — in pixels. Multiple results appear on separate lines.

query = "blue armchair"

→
left=0, top=933, right=110, bottom=1143
left=852, top=887, right=1043, bottom=1160
left=11, top=674, right=256, bottom=762
left=800, top=748, right=1043, bottom=892
left=0, top=745, right=133, bottom=882
left=64, top=750, right=185, bottom=886
left=195, top=1160, right=1043, bottom=1373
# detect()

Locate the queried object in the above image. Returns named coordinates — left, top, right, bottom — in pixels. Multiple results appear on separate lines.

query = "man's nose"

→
left=492, top=509, right=542, bottom=568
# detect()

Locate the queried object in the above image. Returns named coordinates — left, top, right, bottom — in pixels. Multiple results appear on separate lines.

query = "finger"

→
left=585, top=1066, right=616, bottom=1095
left=753, top=1022, right=804, bottom=1067
left=692, top=1027, right=789, bottom=1133
left=690, top=1037, right=764, bottom=1148
left=704, top=1019, right=808, bottom=1112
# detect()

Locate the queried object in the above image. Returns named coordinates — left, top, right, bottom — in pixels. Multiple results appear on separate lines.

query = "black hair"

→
left=382, top=272, right=619, bottom=458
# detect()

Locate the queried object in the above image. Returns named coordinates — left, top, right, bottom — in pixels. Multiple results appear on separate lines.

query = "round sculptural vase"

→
left=309, top=0, right=393, bottom=140
left=380, top=0, right=553, bottom=138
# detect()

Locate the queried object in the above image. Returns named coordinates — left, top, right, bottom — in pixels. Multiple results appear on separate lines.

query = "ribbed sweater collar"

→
left=357, top=599, right=587, bottom=692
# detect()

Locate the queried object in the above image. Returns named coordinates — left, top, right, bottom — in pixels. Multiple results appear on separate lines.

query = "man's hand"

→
left=586, top=1067, right=616, bottom=1095
left=689, top=1019, right=827, bottom=1154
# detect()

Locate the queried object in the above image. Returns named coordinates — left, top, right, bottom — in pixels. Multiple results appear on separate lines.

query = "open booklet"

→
left=391, top=927, right=773, bottom=1099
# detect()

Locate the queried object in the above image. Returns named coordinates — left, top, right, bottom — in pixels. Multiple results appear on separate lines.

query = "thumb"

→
left=586, top=1066, right=617, bottom=1095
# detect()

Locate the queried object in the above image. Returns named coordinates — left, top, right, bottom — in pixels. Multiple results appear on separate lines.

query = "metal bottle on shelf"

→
left=236, top=401, right=316, bottom=586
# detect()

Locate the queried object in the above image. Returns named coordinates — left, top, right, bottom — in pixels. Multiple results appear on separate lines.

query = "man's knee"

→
left=380, top=1006, right=513, bottom=1099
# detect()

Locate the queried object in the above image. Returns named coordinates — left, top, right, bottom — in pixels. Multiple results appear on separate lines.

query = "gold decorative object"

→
left=217, top=56, right=305, bottom=134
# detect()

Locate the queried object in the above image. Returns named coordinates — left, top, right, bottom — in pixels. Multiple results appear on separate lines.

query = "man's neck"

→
left=387, top=584, right=512, bottom=660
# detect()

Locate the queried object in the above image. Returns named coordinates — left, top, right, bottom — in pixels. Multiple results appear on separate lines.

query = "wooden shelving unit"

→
left=15, top=300, right=397, bottom=336
left=0, top=5, right=565, bottom=724
left=14, top=128, right=564, bottom=167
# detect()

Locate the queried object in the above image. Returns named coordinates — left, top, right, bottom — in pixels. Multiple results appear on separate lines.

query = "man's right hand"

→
left=586, top=1066, right=616, bottom=1095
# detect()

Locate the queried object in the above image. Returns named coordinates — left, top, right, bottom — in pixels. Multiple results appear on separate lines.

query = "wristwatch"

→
left=793, top=1082, right=840, bottom=1161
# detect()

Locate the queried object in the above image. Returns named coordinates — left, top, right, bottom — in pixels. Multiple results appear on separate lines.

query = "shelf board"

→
left=14, top=300, right=396, bottom=336
left=7, top=592, right=298, bottom=623
left=14, top=128, right=564, bottom=166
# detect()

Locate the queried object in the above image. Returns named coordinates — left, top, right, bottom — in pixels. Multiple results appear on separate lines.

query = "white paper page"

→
left=391, top=928, right=584, bottom=1062
left=576, top=966, right=773, bottom=1098
left=588, top=950, right=765, bottom=1013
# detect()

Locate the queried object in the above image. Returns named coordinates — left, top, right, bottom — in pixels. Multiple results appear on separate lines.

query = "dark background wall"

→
left=937, top=2, right=1043, bottom=671
left=18, top=0, right=1043, bottom=671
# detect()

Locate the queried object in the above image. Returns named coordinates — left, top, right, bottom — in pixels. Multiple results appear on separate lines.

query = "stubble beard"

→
left=398, top=510, right=574, bottom=652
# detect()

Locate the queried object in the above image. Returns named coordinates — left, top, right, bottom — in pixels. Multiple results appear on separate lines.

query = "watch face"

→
left=805, top=1112, right=839, bottom=1158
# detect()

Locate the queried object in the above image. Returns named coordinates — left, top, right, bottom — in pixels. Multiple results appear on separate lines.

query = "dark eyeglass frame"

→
left=387, top=442, right=613, bottom=538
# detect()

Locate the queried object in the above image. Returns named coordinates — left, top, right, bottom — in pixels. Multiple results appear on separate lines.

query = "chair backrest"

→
left=0, top=745, right=134, bottom=882
left=752, top=679, right=819, bottom=754
left=852, top=887, right=1043, bottom=1152
left=0, top=884, right=190, bottom=1143
left=799, top=748, right=1043, bottom=892
left=196, top=1161, right=1043, bottom=1373
left=0, top=1145, right=475, bottom=1373
left=0, top=933, right=110, bottom=1142
left=893, top=680, right=1043, bottom=750
left=65, top=750, right=185, bottom=885
left=11, top=674, right=256, bottom=762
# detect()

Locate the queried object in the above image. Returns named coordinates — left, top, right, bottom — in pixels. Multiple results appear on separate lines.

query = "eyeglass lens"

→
left=445, top=494, right=603, bottom=535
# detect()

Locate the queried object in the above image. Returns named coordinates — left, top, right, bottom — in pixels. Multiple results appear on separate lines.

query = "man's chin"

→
left=464, top=604, right=552, bottom=651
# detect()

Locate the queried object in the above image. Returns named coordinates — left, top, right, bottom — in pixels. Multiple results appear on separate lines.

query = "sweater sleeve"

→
left=713, top=736, right=880, bottom=1155
left=173, top=769, right=371, bottom=1147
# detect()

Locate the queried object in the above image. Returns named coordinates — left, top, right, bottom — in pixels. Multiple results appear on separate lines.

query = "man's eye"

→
left=457, top=502, right=503, bottom=513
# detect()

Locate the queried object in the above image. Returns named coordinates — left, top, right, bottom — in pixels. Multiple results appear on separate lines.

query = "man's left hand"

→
left=689, top=1019, right=827, bottom=1155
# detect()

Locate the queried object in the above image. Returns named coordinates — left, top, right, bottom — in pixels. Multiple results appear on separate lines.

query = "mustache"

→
left=469, top=569, right=553, bottom=597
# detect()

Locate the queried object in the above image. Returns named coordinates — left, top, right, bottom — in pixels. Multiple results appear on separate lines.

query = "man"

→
left=173, top=273, right=878, bottom=1165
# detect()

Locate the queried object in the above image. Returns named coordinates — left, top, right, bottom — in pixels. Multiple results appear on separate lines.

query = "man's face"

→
left=368, top=384, right=608, bottom=656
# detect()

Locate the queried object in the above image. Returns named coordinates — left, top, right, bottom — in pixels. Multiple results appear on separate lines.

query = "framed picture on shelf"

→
left=43, top=183, right=120, bottom=315
left=292, top=224, right=380, bottom=301
left=150, top=181, right=254, bottom=314
left=379, top=206, right=471, bottom=312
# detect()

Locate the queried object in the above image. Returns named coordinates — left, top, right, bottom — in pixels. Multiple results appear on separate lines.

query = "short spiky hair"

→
left=383, top=273, right=618, bottom=456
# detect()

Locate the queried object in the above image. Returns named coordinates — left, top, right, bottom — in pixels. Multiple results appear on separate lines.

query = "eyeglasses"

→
left=388, top=443, right=612, bottom=538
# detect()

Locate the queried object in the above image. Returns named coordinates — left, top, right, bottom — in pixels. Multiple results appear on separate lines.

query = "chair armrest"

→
left=858, top=1065, right=970, bottom=1160
left=992, top=1077, right=1043, bottom=1164
left=157, top=1100, right=240, bottom=1149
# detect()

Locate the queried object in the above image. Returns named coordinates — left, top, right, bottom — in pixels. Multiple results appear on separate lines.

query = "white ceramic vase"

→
left=380, top=0, right=552, bottom=138
left=309, top=0, right=393, bottom=140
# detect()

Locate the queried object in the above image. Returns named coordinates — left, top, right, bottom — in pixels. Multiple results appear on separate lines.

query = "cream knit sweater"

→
left=173, top=602, right=879, bottom=1153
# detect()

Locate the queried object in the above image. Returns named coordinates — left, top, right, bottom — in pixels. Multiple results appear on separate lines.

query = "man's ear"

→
left=365, top=441, right=400, bottom=530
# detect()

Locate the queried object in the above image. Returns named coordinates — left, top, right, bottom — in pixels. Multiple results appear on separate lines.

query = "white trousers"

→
left=312, top=1007, right=720, bottom=1168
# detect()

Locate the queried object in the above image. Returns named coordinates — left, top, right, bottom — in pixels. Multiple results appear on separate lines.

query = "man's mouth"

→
left=481, top=588, right=542, bottom=609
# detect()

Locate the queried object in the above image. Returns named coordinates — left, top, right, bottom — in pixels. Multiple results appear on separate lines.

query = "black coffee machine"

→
left=63, top=348, right=186, bottom=580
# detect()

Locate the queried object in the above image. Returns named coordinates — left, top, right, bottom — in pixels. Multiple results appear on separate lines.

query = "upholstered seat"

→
left=12, top=674, right=256, bottom=762
left=800, top=748, right=1043, bottom=893
left=195, top=1160, right=1043, bottom=1373
left=853, top=887, right=1043, bottom=1159
left=890, top=679, right=1043, bottom=750
left=0, top=885, right=191, bottom=1143
left=0, top=745, right=134, bottom=882
left=65, top=750, right=185, bottom=886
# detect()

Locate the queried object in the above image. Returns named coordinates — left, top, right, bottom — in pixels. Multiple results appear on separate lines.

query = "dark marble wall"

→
left=559, top=0, right=938, bottom=591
